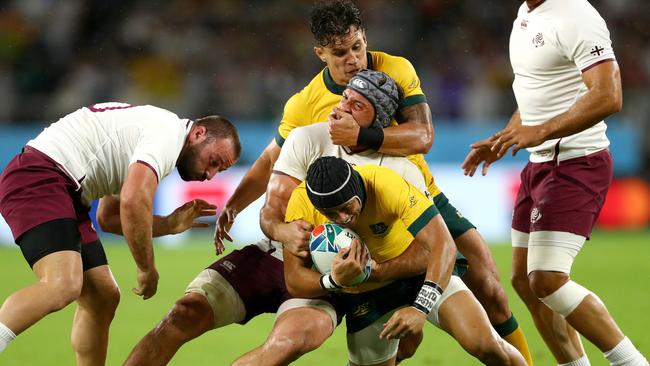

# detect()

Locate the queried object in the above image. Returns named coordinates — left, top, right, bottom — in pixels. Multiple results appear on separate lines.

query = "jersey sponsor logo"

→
left=530, top=207, right=542, bottom=224
left=532, top=32, right=545, bottom=48
left=520, top=19, right=528, bottom=30
left=369, top=222, right=388, bottom=235
left=220, top=260, right=236, bottom=272
left=409, top=195, right=418, bottom=208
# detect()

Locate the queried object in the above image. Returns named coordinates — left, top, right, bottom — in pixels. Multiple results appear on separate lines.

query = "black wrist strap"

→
left=357, top=127, right=384, bottom=150
left=412, top=280, right=443, bottom=315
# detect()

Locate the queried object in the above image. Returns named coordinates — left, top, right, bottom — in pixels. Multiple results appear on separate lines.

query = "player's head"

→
left=306, top=156, right=366, bottom=226
left=176, top=116, right=241, bottom=182
left=310, top=0, right=368, bottom=85
left=340, top=69, right=401, bottom=129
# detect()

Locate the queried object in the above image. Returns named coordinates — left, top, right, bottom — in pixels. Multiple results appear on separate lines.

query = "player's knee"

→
left=528, top=270, right=568, bottom=299
left=465, top=334, right=507, bottom=363
left=538, top=280, right=591, bottom=317
left=510, top=270, right=531, bottom=298
left=47, top=276, right=83, bottom=310
left=165, top=293, right=214, bottom=337
left=267, top=312, right=332, bottom=356
left=396, top=330, right=422, bottom=362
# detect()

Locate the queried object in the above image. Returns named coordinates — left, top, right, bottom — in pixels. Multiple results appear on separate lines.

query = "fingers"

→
left=380, top=315, right=407, bottom=340
left=191, top=222, right=210, bottom=228
left=481, top=161, right=491, bottom=176
left=215, top=241, right=225, bottom=256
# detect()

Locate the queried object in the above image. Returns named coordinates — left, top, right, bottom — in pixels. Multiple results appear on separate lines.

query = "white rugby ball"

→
left=309, top=223, right=371, bottom=286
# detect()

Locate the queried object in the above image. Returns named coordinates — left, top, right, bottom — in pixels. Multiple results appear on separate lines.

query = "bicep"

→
left=582, top=61, right=621, bottom=95
left=396, top=102, right=432, bottom=127
left=121, top=162, right=159, bottom=203
left=264, top=173, right=300, bottom=216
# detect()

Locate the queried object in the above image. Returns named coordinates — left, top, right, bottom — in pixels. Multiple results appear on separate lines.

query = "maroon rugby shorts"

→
left=512, top=149, right=612, bottom=238
left=0, top=146, right=98, bottom=244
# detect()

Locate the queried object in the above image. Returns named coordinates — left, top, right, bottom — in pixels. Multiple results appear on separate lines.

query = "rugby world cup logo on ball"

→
left=309, top=223, right=372, bottom=286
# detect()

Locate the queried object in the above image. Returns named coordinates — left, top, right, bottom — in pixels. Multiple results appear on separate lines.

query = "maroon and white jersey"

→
left=510, top=0, right=615, bottom=163
left=27, top=103, right=191, bottom=205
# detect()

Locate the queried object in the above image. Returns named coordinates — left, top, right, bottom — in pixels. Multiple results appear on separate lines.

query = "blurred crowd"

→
left=0, top=0, right=648, bottom=130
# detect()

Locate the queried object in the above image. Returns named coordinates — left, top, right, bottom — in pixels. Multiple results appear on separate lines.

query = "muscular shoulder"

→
left=371, top=51, right=424, bottom=101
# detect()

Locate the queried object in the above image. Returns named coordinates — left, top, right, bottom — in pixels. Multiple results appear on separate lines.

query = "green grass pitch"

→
left=0, top=230, right=648, bottom=365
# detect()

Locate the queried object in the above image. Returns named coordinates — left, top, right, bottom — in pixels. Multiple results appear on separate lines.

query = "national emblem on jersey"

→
left=369, top=222, right=388, bottom=236
left=530, top=207, right=542, bottom=224
left=532, top=32, right=544, bottom=48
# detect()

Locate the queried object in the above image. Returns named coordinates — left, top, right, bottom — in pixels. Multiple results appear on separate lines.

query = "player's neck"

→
left=526, top=0, right=545, bottom=12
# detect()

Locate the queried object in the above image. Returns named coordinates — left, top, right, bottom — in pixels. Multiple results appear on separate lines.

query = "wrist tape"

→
left=412, top=280, right=443, bottom=315
left=319, top=274, right=342, bottom=291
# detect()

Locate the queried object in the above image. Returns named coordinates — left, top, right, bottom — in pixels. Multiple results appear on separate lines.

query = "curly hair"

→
left=309, top=0, right=365, bottom=47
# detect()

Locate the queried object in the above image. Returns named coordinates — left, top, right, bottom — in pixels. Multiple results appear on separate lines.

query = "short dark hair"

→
left=309, top=0, right=364, bottom=48
left=195, top=115, right=241, bottom=160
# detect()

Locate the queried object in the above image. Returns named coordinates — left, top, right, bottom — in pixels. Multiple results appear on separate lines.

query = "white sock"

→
left=604, top=337, right=647, bottom=366
left=0, top=321, right=16, bottom=353
left=559, top=354, right=591, bottom=366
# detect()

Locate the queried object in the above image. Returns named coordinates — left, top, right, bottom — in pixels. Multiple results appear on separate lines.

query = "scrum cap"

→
left=306, top=156, right=365, bottom=210
left=346, top=69, right=399, bottom=128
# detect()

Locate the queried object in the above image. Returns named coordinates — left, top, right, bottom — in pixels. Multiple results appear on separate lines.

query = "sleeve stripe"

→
left=135, top=160, right=159, bottom=183
left=581, top=58, right=615, bottom=73
left=407, top=205, right=439, bottom=237
left=274, top=131, right=286, bottom=147
left=399, top=94, right=427, bottom=108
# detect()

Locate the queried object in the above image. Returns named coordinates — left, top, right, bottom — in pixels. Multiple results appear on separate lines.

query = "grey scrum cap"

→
left=346, top=69, right=400, bottom=128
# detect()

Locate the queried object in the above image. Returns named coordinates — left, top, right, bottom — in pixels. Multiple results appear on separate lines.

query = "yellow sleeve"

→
left=277, top=91, right=310, bottom=147
left=371, top=167, right=439, bottom=237
left=285, top=184, right=327, bottom=226
left=380, top=55, right=427, bottom=109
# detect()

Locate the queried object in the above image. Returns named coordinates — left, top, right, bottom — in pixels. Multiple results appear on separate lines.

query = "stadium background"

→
left=0, top=0, right=648, bottom=364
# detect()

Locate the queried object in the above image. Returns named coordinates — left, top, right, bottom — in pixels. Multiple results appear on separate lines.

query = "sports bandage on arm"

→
left=412, top=280, right=443, bottom=315
left=319, top=273, right=342, bottom=292
left=357, top=127, right=384, bottom=150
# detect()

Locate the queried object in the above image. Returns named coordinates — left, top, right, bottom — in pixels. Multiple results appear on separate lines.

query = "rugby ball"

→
left=309, top=223, right=372, bottom=286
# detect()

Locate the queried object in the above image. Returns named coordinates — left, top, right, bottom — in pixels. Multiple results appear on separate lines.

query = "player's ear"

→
left=314, top=47, right=326, bottom=62
left=189, top=125, right=208, bottom=144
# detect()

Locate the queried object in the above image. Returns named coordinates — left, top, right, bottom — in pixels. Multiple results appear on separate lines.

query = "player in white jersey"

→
left=0, top=103, right=240, bottom=364
left=462, top=1, right=646, bottom=365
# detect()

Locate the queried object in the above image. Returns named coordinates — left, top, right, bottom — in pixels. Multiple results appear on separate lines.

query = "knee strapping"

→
left=540, top=280, right=590, bottom=317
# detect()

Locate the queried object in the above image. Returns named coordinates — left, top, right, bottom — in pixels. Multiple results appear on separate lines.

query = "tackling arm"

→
left=283, top=249, right=328, bottom=298
left=260, top=173, right=313, bottom=257
left=379, top=102, right=433, bottom=156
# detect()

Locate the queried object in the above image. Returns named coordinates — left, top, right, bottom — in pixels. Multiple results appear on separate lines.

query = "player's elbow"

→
left=608, top=91, right=623, bottom=114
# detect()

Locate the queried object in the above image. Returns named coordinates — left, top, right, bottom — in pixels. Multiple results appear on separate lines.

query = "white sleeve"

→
left=556, top=2, right=615, bottom=71
left=273, top=126, right=320, bottom=181
left=130, top=119, right=184, bottom=181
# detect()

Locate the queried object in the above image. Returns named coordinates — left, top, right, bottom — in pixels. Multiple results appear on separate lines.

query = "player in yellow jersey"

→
left=283, top=156, right=526, bottom=366
left=215, top=1, right=532, bottom=363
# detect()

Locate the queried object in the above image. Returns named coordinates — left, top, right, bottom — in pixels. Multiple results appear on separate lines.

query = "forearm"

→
left=540, top=89, right=621, bottom=141
left=370, top=240, right=430, bottom=283
left=121, top=199, right=155, bottom=271
left=380, top=103, right=433, bottom=156
left=100, top=214, right=172, bottom=237
left=505, top=110, right=521, bottom=128
left=283, top=249, right=328, bottom=298
left=227, top=158, right=272, bottom=212
left=259, top=206, right=285, bottom=241
left=423, top=240, right=456, bottom=290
